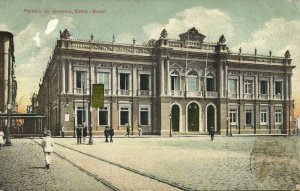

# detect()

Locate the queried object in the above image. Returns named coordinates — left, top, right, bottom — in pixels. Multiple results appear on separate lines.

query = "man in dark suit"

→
left=104, top=126, right=109, bottom=143
left=76, top=125, right=82, bottom=144
left=109, top=126, right=114, bottom=142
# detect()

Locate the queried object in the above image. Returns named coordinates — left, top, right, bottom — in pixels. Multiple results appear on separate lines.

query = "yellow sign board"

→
left=92, top=84, right=104, bottom=108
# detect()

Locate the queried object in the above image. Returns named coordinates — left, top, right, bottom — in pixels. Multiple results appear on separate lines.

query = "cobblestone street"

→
left=0, top=136, right=299, bottom=190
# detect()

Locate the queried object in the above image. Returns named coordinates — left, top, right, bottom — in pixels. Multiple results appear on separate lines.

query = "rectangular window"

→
left=99, top=107, right=108, bottom=125
left=188, top=77, right=199, bottom=91
left=260, top=81, right=268, bottom=95
left=171, top=76, right=179, bottom=90
left=206, top=78, right=214, bottom=91
left=229, top=109, right=237, bottom=125
left=120, top=107, right=129, bottom=125
left=246, top=109, right=252, bottom=125
left=140, top=107, right=149, bottom=125
left=76, top=71, right=87, bottom=89
left=275, top=81, right=282, bottom=95
left=260, top=109, right=268, bottom=124
left=120, top=73, right=129, bottom=90
left=275, top=109, right=282, bottom=124
left=140, top=74, right=149, bottom=90
left=97, top=72, right=109, bottom=90
left=244, top=80, right=252, bottom=94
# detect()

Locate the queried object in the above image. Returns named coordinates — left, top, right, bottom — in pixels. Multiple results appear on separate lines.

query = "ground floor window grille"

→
left=260, top=109, right=268, bottom=125
left=120, top=107, right=129, bottom=126
left=140, top=107, right=150, bottom=125
left=229, top=109, right=237, bottom=125
left=99, top=107, right=108, bottom=125
left=275, top=109, right=282, bottom=125
left=245, top=109, right=253, bottom=126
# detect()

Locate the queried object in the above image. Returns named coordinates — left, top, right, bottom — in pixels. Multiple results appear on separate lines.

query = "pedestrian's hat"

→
left=46, top=130, right=51, bottom=136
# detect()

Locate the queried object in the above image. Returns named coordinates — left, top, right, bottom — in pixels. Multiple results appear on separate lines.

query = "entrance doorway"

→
left=207, top=105, right=215, bottom=131
left=171, top=105, right=180, bottom=131
left=188, top=103, right=199, bottom=131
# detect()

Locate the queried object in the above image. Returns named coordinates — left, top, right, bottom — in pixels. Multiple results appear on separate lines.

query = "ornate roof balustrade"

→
left=228, top=53, right=289, bottom=65
left=58, top=39, right=152, bottom=56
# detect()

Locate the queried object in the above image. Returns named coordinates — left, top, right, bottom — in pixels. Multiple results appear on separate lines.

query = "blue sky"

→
left=0, top=0, right=299, bottom=114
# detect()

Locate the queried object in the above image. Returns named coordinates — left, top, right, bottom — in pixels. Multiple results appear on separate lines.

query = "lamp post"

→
left=88, top=34, right=93, bottom=145
left=169, top=112, right=172, bottom=137
left=4, top=46, right=12, bottom=146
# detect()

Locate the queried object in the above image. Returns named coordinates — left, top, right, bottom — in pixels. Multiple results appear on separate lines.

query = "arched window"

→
left=187, top=70, right=199, bottom=91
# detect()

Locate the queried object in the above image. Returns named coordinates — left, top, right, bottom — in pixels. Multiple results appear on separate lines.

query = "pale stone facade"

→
left=37, top=28, right=295, bottom=136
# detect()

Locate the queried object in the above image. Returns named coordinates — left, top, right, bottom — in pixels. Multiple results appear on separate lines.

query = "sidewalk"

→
left=0, top=139, right=110, bottom=191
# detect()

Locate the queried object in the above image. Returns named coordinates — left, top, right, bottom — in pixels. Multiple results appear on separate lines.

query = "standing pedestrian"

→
left=126, top=125, right=130, bottom=137
left=76, top=125, right=82, bottom=144
left=210, top=127, right=215, bottom=141
left=138, top=125, right=142, bottom=136
left=104, top=126, right=109, bottom=143
left=42, top=130, right=54, bottom=170
left=83, top=125, right=87, bottom=144
left=61, top=126, right=65, bottom=138
left=0, top=131, right=4, bottom=149
left=109, top=126, right=114, bottom=142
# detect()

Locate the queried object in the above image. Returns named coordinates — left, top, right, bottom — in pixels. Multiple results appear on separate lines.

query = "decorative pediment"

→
left=179, top=27, right=206, bottom=42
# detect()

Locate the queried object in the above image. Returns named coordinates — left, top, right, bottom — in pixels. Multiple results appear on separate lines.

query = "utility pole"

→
left=88, top=34, right=93, bottom=145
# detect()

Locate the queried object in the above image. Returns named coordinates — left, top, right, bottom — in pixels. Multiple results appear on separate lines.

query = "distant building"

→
left=0, top=31, right=17, bottom=131
left=37, top=28, right=295, bottom=136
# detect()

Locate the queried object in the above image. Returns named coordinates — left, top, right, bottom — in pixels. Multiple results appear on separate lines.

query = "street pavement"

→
left=0, top=135, right=299, bottom=190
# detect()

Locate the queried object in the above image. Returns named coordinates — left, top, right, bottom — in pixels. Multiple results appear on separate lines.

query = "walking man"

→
left=42, top=130, right=54, bottom=170
left=109, top=126, right=114, bottom=142
left=76, top=125, right=82, bottom=144
left=104, top=126, right=109, bottom=143
left=126, top=125, right=130, bottom=137
left=210, top=127, right=215, bottom=141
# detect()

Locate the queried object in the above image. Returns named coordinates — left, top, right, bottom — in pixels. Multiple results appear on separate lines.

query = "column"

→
left=289, top=74, right=292, bottom=99
left=160, top=59, right=165, bottom=96
left=225, top=65, right=228, bottom=97
left=255, top=75, right=259, bottom=99
left=68, top=62, right=72, bottom=94
left=218, top=62, right=224, bottom=97
left=132, top=67, right=137, bottom=96
left=91, top=64, right=95, bottom=85
left=61, top=62, right=66, bottom=94
left=153, top=66, right=156, bottom=96
left=239, top=74, right=243, bottom=99
left=166, top=60, right=170, bottom=95
left=285, top=74, right=289, bottom=100
left=112, top=66, right=117, bottom=95
left=269, top=76, right=273, bottom=100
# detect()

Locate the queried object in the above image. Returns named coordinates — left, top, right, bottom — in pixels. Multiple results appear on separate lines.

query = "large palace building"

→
left=37, top=28, right=295, bottom=136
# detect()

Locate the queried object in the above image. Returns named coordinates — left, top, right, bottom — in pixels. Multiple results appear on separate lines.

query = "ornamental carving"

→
left=96, top=62, right=111, bottom=68
left=60, top=29, right=71, bottom=39
left=160, top=29, right=168, bottom=39
left=285, top=50, right=291, bottom=58
left=145, top=39, right=157, bottom=47
left=179, top=27, right=206, bottom=42
left=228, top=71, right=238, bottom=75
left=243, top=72, right=255, bottom=76
left=117, top=63, right=131, bottom=69
left=137, top=65, right=151, bottom=71
left=218, top=35, right=226, bottom=44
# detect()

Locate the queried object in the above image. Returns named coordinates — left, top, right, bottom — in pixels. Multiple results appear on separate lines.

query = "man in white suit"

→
left=42, top=130, right=54, bottom=170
